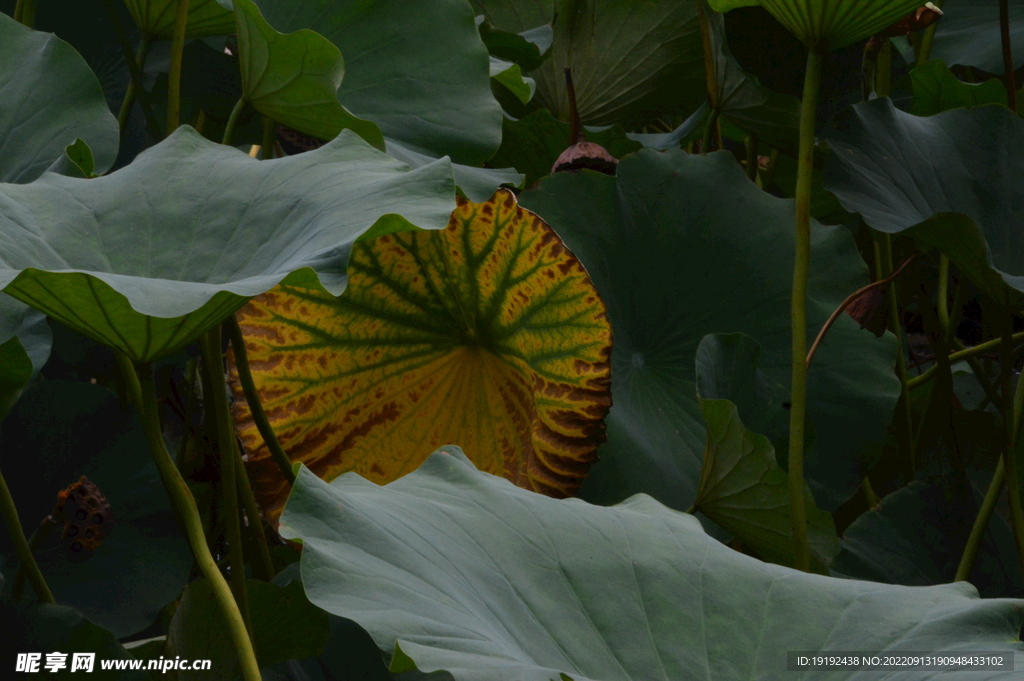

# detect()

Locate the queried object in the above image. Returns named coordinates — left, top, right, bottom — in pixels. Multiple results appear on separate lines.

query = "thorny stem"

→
left=113, top=351, right=260, bottom=681
left=787, top=48, right=824, bottom=573
left=225, top=316, right=296, bottom=485
left=200, top=327, right=251, bottom=632
left=1, top=468, right=54, bottom=603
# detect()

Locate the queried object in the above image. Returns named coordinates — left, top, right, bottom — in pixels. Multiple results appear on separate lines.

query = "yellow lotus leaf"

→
left=229, top=190, right=613, bottom=521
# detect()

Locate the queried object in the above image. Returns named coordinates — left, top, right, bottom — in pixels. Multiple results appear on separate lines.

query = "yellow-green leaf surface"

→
left=234, top=0, right=384, bottom=149
left=710, top=0, right=923, bottom=50
left=231, top=190, right=612, bottom=521
left=122, top=0, right=235, bottom=38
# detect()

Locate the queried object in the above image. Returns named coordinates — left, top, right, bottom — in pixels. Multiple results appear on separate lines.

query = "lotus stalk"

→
left=114, top=351, right=261, bottom=681
left=0, top=466, right=54, bottom=603
left=166, top=0, right=191, bottom=134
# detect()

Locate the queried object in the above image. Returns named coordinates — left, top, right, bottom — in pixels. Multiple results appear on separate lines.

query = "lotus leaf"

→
left=711, top=0, right=924, bottom=50
left=122, top=0, right=235, bottom=38
left=0, top=13, right=118, bottom=184
left=280, top=449, right=1024, bottom=681
left=519, top=150, right=900, bottom=512
left=255, top=0, right=501, bottom=166
left=230, top=190, right=611, bottom=521
left=233, top=0, right=383, bottom=149
left=0, top=127, right=454, bottom=362
left=824, top=98, right=1024, bottom=307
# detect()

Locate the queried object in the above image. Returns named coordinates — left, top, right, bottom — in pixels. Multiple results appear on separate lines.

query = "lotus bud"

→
left=551, top=68, right=618, bottom=175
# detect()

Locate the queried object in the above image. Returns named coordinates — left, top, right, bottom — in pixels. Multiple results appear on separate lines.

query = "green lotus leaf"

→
left=280, top=449, right=1024, bottom=680
left=0, top=13, right=117, bottom=184
left=256, top=0, right=501, bottom=166
left=385, top=139, right=523, bottom=202
left=702, top=1, right=801, bottom=155
left=717, top=0, right=924, bottom=50
left=167, top=578, right=329, bottom=679
left=487, top=109, right=642, bottom=187
left=694, top=333, right=839, bottom=573
left=823, top=98, right=1024, bottom=307
left=0, top=127, right=454, bottom=362
left=524, top=0, right=707, bottom=128
left=0, top=296, right=50, bottom=419
left=46, top=139, right=98, bottom=180
left=519, top=150, right=900, bottom=512
left=233, top=0, right=383, bottom=149
left=897, top=0, right=1024, bottom=74
left=470, top=1, right=554, bottom=41
left=911, top=59, right=1008, bottom=116
left=0, top=381, right=192, bottom=639
left=477, top=19, right=552, bottom=72
left=490, top=57, right=535, bottom=104
left=122, top=0, right=235, bottom=38
left=0, top=598, right=146, bottom=679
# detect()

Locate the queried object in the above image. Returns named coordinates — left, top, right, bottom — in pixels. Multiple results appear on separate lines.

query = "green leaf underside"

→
left=756, top=0, right=924, bottom=50
left=231, top=190, right=612, bottom=522
left=122, top=0, right=235, bottom=38
left=911, top=60, right=1008, bottom=117
left=280, top=450, right=1024, bottom=681
left=0, top=127, right=454, bottom=362
left=694, top=333, right=838, bottom=572
left=824, top=99, right=1024, bottom=308
left=256, top=0, right=502, bottom=166
left=530, top=0, right=706, bottom=128
left=520, top=150, right=899, bottom=512
left=0, top=295, right=50, bottom=419
left=0, top=13, right=118, bottom=184
left=234, top=0, right=384, bottom=148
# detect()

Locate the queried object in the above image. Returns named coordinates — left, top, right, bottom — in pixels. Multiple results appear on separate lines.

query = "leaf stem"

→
left=113, top=351, right=260, bottom=681
left=261, top=117, right=276, bottom=160
left=225, top=316, right=296, bottom=485
left=1001, top=0, right=1019, bottom=112
left=200, top=327, right=251, bottom=632
left=787, top=48, right=823, bottom=573
left=1000, top=312, right=1024, bottom=577
left=166, top=0, right=192, bottom=135
left=0, top=467, right=54, bottom=603
left=956, top=456, right=1005, bottom=582
left=917, top=0, right=944, bottom=64
left=235, top=445, right=275, bottom=582
left=936, top=254, right=950, bottom=332
left=105, top=0, right=161, bottom=140
left=13, top=0, right=35, bottom=27
left=12, top=516, right=56, bottom=600
left=222, top=97, right=247, bottom=147
left=876, top=232, right=915, bottom=481
left=906, top=332, right=1024, bottom=389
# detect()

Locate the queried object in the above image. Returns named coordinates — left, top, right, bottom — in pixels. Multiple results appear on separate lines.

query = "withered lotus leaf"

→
left=230, top=190, right=612, bottom=521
